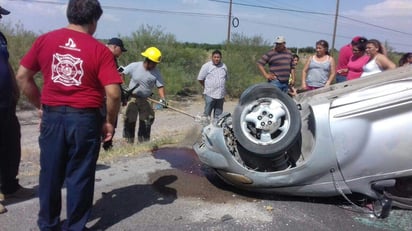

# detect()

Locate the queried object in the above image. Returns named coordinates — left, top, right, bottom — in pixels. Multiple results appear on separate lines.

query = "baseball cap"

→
left=351, top=36, right=362, bottom=43
left=0, top=6, right=10, bottom=18
left=108, top=37, right=127, bottom=52
left=275, top=36, right=286, bottom=44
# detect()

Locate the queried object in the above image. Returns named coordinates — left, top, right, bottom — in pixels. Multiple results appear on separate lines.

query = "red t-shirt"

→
left=336, top=44, right=353, bottom=76
left=20, top=28, right=122, bottom=108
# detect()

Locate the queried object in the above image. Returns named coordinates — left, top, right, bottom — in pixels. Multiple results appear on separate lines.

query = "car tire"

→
left=233, top=83, right=301, bottom=157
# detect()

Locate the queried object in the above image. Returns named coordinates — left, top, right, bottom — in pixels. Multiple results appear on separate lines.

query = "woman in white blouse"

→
left=361, top=39, right=396, bottom=77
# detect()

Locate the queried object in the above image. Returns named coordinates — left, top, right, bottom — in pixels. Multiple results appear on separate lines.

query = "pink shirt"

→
left=336, top=44, right=353, bottom=76
left=21, top=28, right=122, bottom=108
left=347, top=55, right=370, bottom=80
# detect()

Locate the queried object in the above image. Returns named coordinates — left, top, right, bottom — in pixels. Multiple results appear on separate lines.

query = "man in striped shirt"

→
left=257, top=36, right=295, bottom=93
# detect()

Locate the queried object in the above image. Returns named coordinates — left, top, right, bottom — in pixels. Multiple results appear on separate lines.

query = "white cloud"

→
left=344, top=0, right=412, bottom=21
left=362, top=0, right=412, bottom=18
left=338, top=0, right=411, bottom=51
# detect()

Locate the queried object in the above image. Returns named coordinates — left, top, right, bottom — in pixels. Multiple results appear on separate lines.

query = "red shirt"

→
left=20, top=28, right=122, bottom=108
left=336, top=44, right=353, bottom=76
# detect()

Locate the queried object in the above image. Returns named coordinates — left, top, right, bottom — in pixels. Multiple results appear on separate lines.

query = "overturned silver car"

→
left=193, top=66, right=412, bottom=218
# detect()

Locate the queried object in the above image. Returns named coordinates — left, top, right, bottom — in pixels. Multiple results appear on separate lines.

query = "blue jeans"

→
left=335, top=74, right=347, bottom=83
left=203, top=95, right=224, bottom=118
left=268, top=79, right=289, bottom=93
left=38, top=106, right=103, bottom=231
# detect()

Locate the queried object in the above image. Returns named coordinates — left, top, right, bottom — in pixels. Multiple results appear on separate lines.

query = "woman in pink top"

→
left=346, top=37, right=369, bottom=80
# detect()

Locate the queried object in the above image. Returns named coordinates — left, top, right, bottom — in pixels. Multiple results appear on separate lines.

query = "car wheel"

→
left=233, top=83, right=301, bottom=157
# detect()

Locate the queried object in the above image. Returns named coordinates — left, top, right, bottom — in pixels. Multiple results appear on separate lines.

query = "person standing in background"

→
left=336, top=36, right=362, bottom=83
left=361, top=39, right=396, bottom=77
left=289, top=54, right=299, bottom=86
left=0, top=5, right=35, bottom=215
left=15, top=0, right=122, bottom=230
left=197, top=49, right=228, bottom=121
left=102, top=37, right=127, bottom=151
left=345, top=37, right=369, bottom=81
left=106, top=37, right=127, bottom=67
left=399, top=52, right=412, bottom=67
left=301, top=40, right=335, bottom=90
left=257, top=35, right=295, bottom=93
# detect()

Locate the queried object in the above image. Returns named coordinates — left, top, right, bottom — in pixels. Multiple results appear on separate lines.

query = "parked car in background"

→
left=194, top=66, right=412, bottom=218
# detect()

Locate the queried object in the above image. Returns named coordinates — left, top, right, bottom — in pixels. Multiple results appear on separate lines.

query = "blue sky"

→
left=1, top=0, right=411, bottom=52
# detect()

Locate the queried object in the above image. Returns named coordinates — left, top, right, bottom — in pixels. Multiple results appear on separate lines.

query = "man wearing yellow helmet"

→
left=121, top=47, right=166, bottom=143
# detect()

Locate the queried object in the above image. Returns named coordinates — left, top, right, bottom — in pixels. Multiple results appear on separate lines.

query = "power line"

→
left=209, top=0, right=412, bottom=36
left=240, top=17, right=410, bottom=48
left=9, top=0, right=227, bottom=18
left=7, top=0, right=411, bottom=49
left=11, top=0, right=411, bottom=36
left=339, top=15, right=411, bottom=36
left=210, top=0, right=331, bottom=16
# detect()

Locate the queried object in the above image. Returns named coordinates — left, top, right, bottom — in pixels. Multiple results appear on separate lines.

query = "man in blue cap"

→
left=102, top=37, right=127, bottom=150
left=107, top=37, right=127, bottom=67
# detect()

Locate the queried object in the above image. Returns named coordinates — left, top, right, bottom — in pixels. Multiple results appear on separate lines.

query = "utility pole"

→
left=331, top=0, right=340, bottom=57
left=226, top=0, right=233, bottom=44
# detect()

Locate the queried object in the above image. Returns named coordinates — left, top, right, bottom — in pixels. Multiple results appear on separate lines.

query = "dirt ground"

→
left=16, top=97, right=238, bottom=178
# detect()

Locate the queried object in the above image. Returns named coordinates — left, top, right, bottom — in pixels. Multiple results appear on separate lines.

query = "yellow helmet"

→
left=141, top=47, right=162, bottom=63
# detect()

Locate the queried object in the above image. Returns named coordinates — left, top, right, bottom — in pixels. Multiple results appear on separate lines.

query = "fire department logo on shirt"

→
left=52, top=53, right=84, bottom=86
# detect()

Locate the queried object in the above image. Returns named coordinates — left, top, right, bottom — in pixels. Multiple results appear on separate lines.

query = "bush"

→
left=1, top=23, right=401, bottom=102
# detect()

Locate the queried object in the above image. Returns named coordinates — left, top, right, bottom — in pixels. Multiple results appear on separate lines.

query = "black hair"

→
left=67, top=0, right=103, bottom=25
left=352, top=37, right=368, bottom=52
left=292, top=54, right=300, bottom=60
left=399, top=52, right=412, bottom=66
left=212, top=49, right=222, bottom=57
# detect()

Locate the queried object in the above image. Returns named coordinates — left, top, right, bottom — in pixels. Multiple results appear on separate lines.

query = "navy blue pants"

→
left=0, top=107, right=21, bottom=194
left=38, top=106, right=102, bottom=231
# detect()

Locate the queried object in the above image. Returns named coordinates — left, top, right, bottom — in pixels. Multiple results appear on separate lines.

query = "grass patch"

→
left=97, top=135, right=182, bottom=164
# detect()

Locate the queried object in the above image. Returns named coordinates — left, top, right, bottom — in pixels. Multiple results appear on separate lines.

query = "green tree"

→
left=1, top=22, right=402, bottom=101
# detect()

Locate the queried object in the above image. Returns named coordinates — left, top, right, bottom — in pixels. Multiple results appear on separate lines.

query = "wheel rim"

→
left=239, top=97, right=291, bottom=145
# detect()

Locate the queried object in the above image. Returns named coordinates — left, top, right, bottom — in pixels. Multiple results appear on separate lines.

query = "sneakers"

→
left=4, top=186, right=36, bottom=199
left=0, top=202, right=6, bottom=214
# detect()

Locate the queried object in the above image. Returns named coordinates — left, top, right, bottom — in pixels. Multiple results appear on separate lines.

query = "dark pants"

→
left=123, top=98, right=154, bottom=143
left=38, top=106, right=102, bottom=231
left=123, top=120, right=152, bottom=143
left=0, top=107, right=21, bottom=194
left=203, top=95, right=224, bottom=119
left=335, top=74, right=347, bottom=83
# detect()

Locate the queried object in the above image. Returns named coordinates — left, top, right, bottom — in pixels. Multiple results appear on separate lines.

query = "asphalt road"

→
left=3, top=99, right=412, bottom=230
left=1, top=147, right=411, bottom=231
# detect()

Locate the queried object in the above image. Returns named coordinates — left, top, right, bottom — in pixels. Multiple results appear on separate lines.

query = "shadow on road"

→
left=2, top=185, right=39, bottom=206
left=88, top=175, right=177, bottom=230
